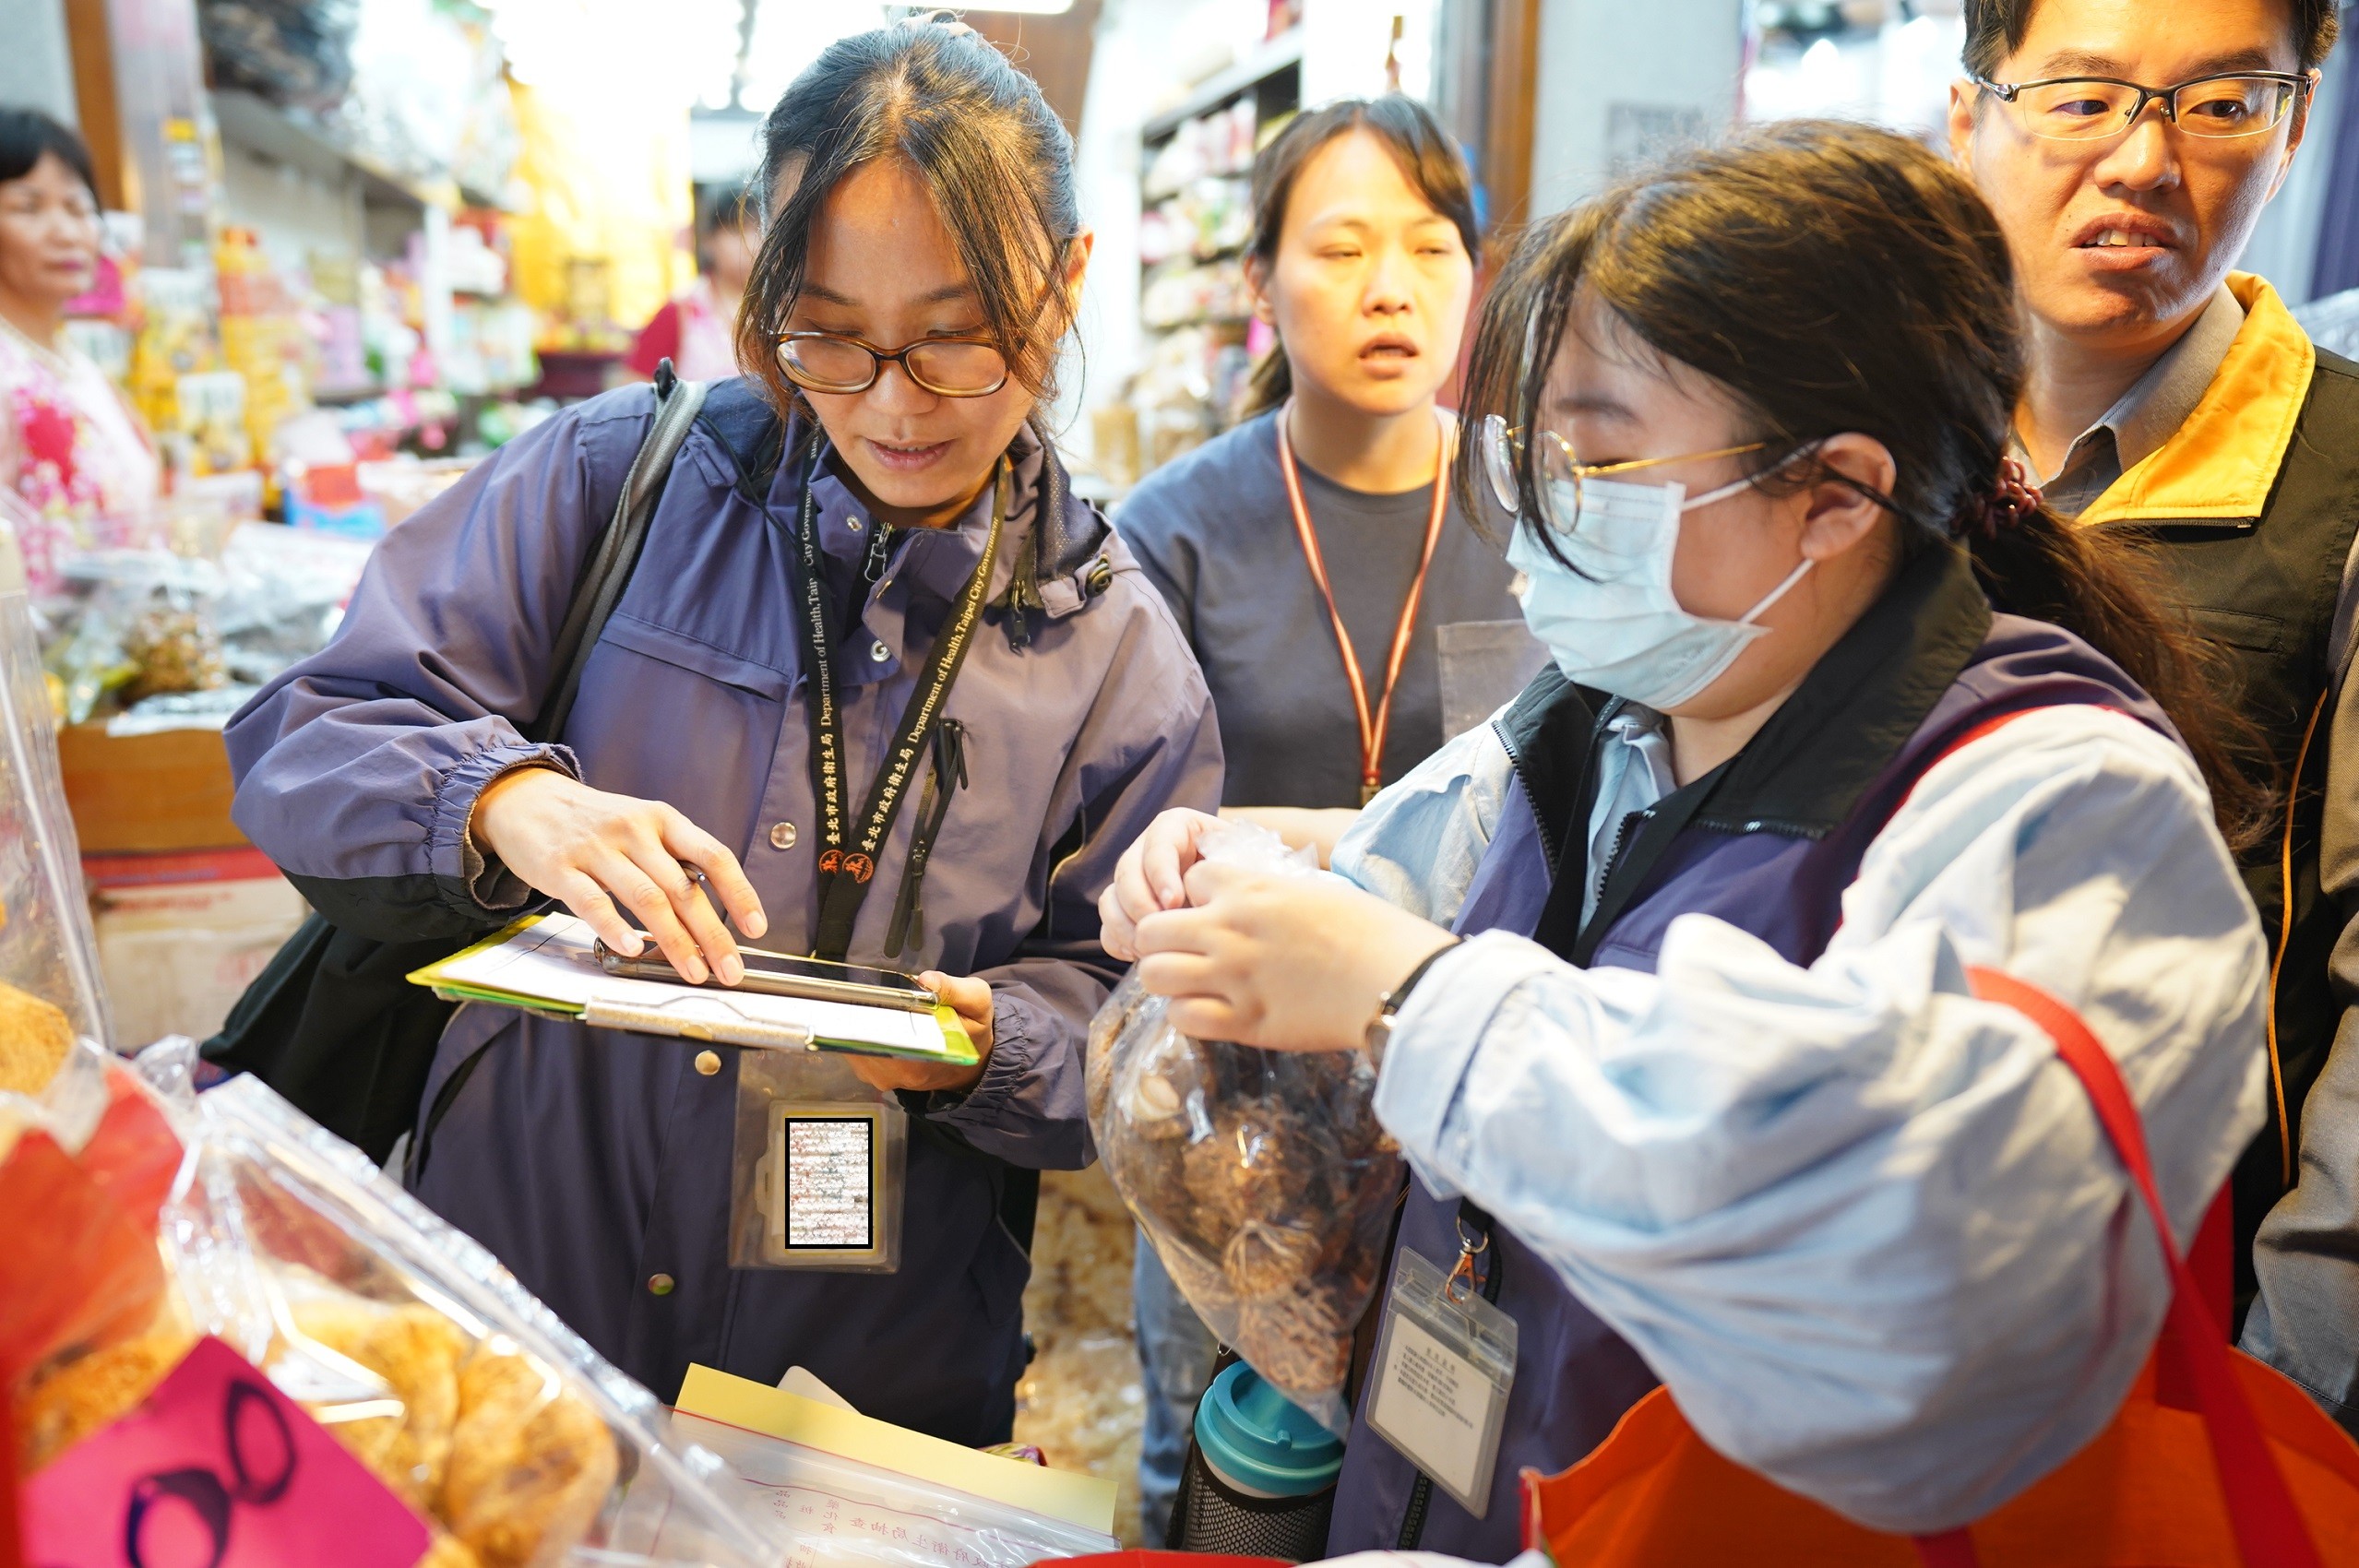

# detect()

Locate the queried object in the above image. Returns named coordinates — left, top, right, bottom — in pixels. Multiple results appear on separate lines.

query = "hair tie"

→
left=1977, top=457, right=2043, bottom=538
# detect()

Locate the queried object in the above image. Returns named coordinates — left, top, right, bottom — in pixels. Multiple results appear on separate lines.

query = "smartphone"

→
left=594, top=941, right=939, bottom=1013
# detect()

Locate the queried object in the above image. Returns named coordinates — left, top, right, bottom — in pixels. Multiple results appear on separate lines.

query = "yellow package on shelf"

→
left=675, top=1364, right=1120, bottom=1538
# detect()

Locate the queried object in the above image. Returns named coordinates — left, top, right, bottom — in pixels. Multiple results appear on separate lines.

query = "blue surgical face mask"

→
left=1506, top=468, right=1813, bottom=710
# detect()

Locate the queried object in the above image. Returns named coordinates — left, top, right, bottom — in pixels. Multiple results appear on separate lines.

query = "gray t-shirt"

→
left=1116, top=410, right=1522, bottom=808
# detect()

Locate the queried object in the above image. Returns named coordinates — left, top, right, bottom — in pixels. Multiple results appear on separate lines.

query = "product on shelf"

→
left=4, top=1044, right=784, bottom=1568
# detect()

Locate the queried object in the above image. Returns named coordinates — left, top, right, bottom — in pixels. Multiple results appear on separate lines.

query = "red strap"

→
left=1275, top=403, right=1450, bottom=804
left=1925, top=967, right=2321, bottom=1568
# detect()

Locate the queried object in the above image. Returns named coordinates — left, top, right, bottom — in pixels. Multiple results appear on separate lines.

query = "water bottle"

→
left=1170, top=1361, right=1345, bottom=1560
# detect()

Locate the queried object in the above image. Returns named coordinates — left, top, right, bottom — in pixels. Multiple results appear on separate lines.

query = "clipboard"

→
left=408, top=914, right=977, bottom=1063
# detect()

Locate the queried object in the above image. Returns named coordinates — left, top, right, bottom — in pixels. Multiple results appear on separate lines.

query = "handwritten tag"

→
left=24, top=1335, right=431, bottom=1568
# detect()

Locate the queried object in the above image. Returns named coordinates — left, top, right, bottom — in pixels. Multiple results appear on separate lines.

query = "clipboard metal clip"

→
left=583, top=990, right=820, bottom=1051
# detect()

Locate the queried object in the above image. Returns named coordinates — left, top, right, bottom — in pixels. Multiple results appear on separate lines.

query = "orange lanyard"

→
left=1276, top=403, right=1450, bottom=805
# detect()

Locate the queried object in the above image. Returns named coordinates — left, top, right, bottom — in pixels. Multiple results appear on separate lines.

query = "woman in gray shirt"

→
left=1112, top=93, right=1520, bottom=1541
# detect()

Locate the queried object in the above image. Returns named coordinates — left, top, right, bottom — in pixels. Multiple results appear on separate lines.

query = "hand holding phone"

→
left=594, top=941, right=938, bottom=1013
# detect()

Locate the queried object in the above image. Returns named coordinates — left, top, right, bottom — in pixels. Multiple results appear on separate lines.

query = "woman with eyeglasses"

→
left=223, top=19, right=1220, bottom=1442
left=1101, top=120, right=2279, bottom=1553
left=1111, top=93, right=1520, bottom=1543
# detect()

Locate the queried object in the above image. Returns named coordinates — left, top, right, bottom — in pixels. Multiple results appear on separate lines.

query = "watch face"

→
left=1363, top=1013, right=1396, bottom=1066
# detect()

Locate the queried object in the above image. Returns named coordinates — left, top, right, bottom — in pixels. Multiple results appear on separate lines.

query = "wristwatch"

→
left=1364, top=942, right=1459, bottom=1069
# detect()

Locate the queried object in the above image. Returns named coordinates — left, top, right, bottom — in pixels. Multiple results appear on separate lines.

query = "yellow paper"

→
left=674, top=1364, right=1118, bottom=1536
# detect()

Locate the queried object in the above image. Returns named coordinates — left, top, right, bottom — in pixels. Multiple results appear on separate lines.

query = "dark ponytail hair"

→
left=735, top=18, right=1083, bottom=410
left=1239, top=94, right=1482, bottom=418
left=1456, top=118, right=2267, bottom=847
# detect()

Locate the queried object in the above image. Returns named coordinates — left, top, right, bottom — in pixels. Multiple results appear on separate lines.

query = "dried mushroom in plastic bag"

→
left=1084, top=823, right=1405, bottom=1434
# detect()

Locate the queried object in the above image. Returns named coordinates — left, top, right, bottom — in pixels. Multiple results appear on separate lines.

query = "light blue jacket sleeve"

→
left=1330, top=716, right=1513, bottom=923
left=1364, top=706, right=2267, bottom=1533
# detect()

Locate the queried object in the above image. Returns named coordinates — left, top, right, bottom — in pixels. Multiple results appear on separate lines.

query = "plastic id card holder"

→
left=1364, top=1245, right=1519, bottom=1518
left=729, top=1049, right=906, bottom=1273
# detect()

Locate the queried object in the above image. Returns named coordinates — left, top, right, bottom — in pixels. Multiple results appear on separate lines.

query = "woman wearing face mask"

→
left=0, top=107, right=157, bottom=595
left=1102, top=120, right=2272, bottom=1552
left=1112, top=94, right=1517, bottom=1540
left=224, top=18, right=1221, bottom=1442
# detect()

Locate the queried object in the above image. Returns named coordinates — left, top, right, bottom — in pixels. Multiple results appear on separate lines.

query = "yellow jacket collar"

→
left=2075, top=273, right=2315, bottom=527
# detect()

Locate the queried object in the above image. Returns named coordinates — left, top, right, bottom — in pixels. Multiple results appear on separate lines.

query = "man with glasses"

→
left=1951, top=0, right=2359, bottom=1433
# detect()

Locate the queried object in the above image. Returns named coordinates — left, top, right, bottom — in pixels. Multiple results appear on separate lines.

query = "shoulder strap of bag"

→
left=530, top=362, right=709, bottom=742
left=1912, top=968, right=2322, bottom=1568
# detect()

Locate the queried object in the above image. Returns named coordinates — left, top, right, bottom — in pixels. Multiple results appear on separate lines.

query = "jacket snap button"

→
left=770, top=821, right=798, bottom=849
left=870, top=640, right=892, bottom=662
left=694, top=1050, right=721, bottom=1075
left=648, top=1273, right=675, bottom=1296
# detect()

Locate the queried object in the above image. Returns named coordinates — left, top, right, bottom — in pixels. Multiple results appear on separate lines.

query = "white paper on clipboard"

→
left=435, top=914, right=954, bottom=1056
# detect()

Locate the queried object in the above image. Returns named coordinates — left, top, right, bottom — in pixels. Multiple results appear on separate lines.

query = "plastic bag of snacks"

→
left=1085, top=824, right=1403, bottom=1434
left=3, top=1040, right=785, bottom=1568
left=43, top=547, right=231, bottom=724
left=0, top=524, right=111, bottom=1061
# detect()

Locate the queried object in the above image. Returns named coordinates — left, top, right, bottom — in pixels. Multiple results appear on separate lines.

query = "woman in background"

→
left=627, top=186, right=757, bottom=383
left=0, top=107, right=156, bottom=596
left=1113, top=94, right=1518, bottom=1542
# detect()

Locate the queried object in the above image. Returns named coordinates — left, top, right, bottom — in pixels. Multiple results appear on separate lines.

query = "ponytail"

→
left=1240, top=340, right=1292, bottom=419
left=1965, top=511, right=2271, bottom=851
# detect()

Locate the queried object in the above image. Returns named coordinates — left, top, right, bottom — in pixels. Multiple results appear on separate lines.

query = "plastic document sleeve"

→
left=407, top=914, right=976, bottom=1062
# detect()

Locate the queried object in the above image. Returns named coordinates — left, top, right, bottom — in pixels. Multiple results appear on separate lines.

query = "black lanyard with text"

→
left=792, top=445, right=1007, bottom=962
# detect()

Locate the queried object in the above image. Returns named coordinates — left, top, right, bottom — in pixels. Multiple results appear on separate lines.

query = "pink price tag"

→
left=23, top=1336, right=432, bottom=1568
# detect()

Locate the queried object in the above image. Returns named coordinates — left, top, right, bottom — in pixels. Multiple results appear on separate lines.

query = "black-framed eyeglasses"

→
left=776, top=331, right=1010, bottom=398
left=1973, top=70, right=2313, bottom=142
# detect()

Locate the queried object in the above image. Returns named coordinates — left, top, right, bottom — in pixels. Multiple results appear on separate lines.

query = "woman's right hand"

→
left=1099, top=807, right=1223, bottom=962
left=471, top=766, right=768, bottom=986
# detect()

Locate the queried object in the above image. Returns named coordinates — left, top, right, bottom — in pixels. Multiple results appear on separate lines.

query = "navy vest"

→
left=1325, top=546, right=2178, bottom=1557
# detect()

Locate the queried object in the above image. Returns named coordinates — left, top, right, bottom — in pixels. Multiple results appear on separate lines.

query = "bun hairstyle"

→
left=1239, top=94, right=1482, bottom=418
left=734, top=17, right=1083, bottom=407
left=1456, top=118, right=2267, bottom=846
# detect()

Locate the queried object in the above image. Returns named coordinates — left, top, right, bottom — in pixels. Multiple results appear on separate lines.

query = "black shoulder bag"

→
left=203, top=368, right=710, bottom=1162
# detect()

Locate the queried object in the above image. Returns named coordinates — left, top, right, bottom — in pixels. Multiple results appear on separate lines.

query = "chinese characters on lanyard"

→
left=790, top=442, right=1007, bottom=962
left=1276, top=403, right=1451, bottom=805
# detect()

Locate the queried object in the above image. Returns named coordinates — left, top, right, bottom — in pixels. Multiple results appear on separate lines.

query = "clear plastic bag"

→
left=6, top=1045, right=787, bottom=1568
left=44, top=547, right=229, bottom=724
left=643, top=1410, right=1119, bottom=1567
left=0, top=526, right=112, bottom=1059
left=1086, top=824, right=1402, bottom=1434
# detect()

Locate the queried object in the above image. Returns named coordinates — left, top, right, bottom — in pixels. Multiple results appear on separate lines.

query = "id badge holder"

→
left=1364, top=1244, right=1519, bottom=1517
left=727, top=1047, right=906, bottom=1273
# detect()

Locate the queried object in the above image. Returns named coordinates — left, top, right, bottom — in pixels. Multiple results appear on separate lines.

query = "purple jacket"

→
left=225, top=381, right=1222, bottom=1439
left=1326, top=549, right=2176, bottom=1557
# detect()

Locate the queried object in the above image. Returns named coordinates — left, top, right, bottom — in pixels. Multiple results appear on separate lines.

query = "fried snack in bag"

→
left=1086, top=823, right=1403, bottom=1433
left=441, top=1339, right=621, bottom=1568
left=4, top=1042, right=787, bottom=1568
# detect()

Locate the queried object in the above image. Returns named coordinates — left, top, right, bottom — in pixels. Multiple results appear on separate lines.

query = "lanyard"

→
left=792, top=445, right=1007, bottom=962
left=1276, top=403, right=1451, bottom=804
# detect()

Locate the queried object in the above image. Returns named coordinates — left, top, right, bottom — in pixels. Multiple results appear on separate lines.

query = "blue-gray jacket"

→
left=224, top=381, right=1222, bottom=1441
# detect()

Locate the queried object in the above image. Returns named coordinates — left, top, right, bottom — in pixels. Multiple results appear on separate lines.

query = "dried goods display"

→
left=2, top=1041, right=780, bottom=1568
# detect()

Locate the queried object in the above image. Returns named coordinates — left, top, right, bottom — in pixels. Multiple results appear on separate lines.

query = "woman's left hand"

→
left=1132, top=861, right=1455, bottom=1052
left=847, top=972, right=995, bottom=1095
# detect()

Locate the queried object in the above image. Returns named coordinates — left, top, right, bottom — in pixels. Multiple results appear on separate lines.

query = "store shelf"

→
left=210, top=89, right=497, bottom=212
left=1141, top=30, right=1305, bottom=145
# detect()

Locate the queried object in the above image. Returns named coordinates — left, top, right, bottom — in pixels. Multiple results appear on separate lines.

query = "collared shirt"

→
left=1581, top=706, right=1678, bottom=928
left=2013, top=285, right=2246, bottom=517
